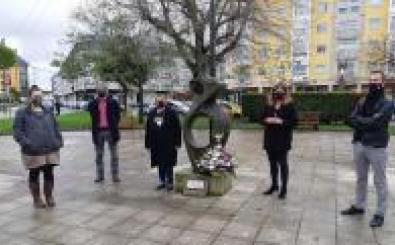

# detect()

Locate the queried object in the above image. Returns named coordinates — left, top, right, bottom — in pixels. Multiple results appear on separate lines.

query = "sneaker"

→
left=263, top=186, right=279, bottom=195
left=156, top=184, right=166, bottom=190
left=341, top=205, right=365, bottom=215
left=370, top=215, right=384, bottom=228
left=112, top=176, right=121, bottom=183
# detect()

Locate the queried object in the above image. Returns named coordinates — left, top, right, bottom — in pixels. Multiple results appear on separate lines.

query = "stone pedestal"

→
left=175, top=168, right=233, bottom=196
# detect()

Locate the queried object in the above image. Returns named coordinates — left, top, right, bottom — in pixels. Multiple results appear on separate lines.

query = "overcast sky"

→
left=0, top=0, right=83, bottom=90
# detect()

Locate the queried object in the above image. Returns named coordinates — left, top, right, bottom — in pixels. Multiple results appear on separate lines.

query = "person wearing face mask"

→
left=341, top=70, right=394, bottom=228
left=145, top=94, right=182, bottom=191
left=13, top=85, right=63, bottom=208
left=88, top=83, right=121, bottom=183
left=261, top=83, right=297, bottom=199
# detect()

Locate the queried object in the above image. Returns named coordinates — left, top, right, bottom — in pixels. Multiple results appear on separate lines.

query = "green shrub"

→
left=242, top=92, right=364, bottom=124
left=241, top=94, right=265, bottom=123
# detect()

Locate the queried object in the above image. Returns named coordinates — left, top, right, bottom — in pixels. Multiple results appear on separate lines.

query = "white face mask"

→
left=154, top=116, right=164, bottom=127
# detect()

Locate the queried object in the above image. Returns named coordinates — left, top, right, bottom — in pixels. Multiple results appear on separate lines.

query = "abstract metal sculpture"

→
left=183, top=78, right=233, bottom=173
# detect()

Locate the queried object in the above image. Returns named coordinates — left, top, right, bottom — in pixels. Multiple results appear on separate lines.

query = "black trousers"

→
left=29, top=165, right=54, bottom=184
left=158, top=164, right=174, bottom=185
left=266, top=150, right=289, bottom=191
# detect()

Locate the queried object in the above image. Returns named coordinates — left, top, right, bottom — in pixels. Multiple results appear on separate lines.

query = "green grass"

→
left=57, top=111, right=91, bottom=130
left=0, top=111, right=92, bottom=135
left=0, top=118, right=12, bottom=134
left=1, top=112, right=395, bottom=136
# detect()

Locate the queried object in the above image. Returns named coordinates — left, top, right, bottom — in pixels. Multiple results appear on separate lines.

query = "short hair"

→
left=96, top=82, right=108, bottom=91
left=29, top=85, right=41, bottom=96
left=370, top=70, right=386, bottom=81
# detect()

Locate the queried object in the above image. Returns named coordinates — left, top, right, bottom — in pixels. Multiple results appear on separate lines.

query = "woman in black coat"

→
left=145, top=96, right=182, bottom=191
left=262, top=83, right=297, bottom=199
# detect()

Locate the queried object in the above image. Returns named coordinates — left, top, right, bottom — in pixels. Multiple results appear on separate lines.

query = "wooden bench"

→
left=297, top=111, right=320, bottom=131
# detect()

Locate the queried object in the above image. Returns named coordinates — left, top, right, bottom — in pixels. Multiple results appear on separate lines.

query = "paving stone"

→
left=221, top=222, right=258, bottom=240
left=0, top=131, right=393, bottom=244
left=141, top=225, right=182, bottom=243
left=172, top=230, right=214, bottom=245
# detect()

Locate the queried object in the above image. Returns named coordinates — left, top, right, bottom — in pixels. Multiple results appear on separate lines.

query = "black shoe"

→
left=263, top=186, right=279, bottom=195
left=341, top=205, right=365, bottom=215
left=370, top=215, right=384, bottom=228
left=156, top=184, right=166, bottom=190
left=94, top=177, right=104, bottom=183
left=166, top=184, right=174, bottom=191
left=112, top=176, right=121, bottom=183
left=278, top=190, right=287, bottom=200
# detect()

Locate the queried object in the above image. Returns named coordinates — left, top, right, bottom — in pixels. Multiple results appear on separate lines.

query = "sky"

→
left=0, top=0, right=83, bottom=90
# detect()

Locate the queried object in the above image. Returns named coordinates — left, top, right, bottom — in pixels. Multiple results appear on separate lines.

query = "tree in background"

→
left=366, top=37, right=395, bottom=77
left=56, top=0, right=175, bottom=122
left=115, top=0, right=291, bottom=80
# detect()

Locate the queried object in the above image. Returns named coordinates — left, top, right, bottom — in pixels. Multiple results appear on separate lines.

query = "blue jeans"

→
left=95, top=130, right=119, bottom=179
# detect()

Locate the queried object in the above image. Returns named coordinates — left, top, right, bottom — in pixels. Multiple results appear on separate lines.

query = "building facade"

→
left=0, top=57, right=29, bottom=97
left=227, top=0, right=391, bottom=91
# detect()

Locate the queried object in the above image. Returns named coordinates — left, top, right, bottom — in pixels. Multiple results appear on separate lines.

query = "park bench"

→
left=297, top=111, right=320, bottom=131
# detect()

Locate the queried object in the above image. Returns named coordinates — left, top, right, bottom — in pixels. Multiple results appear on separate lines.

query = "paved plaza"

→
left=0, top=130, right=394, bottom=244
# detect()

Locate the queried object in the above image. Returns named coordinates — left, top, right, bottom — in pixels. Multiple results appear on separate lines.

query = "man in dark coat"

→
left=88, top=83, right=121, bottom=183
left=145, top=95, right=182, bottom=191
left=341, top=70, right=394, bottom=228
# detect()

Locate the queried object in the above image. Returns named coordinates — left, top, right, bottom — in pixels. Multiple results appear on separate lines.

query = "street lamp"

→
left=338, top=61, right=347, bottom=90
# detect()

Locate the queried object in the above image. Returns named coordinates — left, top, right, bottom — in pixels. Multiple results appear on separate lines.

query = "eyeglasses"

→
left=370, top=79, right=381, bottom=82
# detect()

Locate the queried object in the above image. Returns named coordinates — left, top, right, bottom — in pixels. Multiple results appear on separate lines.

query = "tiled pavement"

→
left=0, top=130, right=394, bottom=245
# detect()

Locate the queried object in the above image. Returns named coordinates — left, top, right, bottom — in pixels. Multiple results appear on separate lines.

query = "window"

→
left=278, top=7, right=286, bottom=17
left=338, top=7, right=347, bottom=14
left=351, top=6, right=360, bottom=13
left=370, top=0, right=383, bottom=5
left=317, top=24, right=327, bottom=33
left=369, top=18, right=381, bottom=30
left=260, top=47, right=268, bottom=59
left=317, top=45, right=326, bottom=54
left=319, top=2, right=328, bottom=13
left=316, top=64, right=327, bottom=73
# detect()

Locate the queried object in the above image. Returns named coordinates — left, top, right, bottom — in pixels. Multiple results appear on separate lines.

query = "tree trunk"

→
left=120, top=84, right=128, bottom=114
left=138, top=81, right=144, bottom=124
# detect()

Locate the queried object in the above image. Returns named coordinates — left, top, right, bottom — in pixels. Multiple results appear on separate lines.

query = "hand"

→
left=265, top=117, right=283, bottom=124
left=264, top=117, right=277, bottom=124
left=272, top=118, right=283, bottom=124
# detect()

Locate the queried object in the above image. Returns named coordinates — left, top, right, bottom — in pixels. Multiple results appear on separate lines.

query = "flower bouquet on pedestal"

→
left=196, top=134, right=238, bottom=175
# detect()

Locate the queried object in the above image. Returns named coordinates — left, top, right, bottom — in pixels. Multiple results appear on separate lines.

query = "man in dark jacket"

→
left=145, top=95, right=182, bottom=191
left=341, top=70, right=394, bottom=228
left=88, top=83, right=121, bottom=183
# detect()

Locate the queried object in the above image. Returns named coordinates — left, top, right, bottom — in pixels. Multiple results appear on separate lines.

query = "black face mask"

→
left=98, top=92, right=106, bottom=98
left=368, top=83, right=384, bottom=96
left=31, top=97, right=42, bottom=107
left=273, top=93, right=285, bottom=101
left=158, top=101, right=165, bottom=108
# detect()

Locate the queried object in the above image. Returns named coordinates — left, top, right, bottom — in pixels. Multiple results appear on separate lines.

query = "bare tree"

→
left=366, top=38, right=395, bottom=77
left=115, top=0, right=291, bottom=80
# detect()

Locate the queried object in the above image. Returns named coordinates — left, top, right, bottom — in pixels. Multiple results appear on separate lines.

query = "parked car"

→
left=219, top=100, right=242, bottom=118
left=77, top=101, right=89, bottom=110
left=168, top=100, right=190, bottom=114
left=43, top=98, right=54, bottom=112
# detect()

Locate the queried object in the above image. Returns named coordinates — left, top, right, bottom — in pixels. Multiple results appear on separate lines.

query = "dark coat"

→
left=13, top=106, right=63, bottom=156
left=348, top=96, right=394, bottom=148
left=262, top=103, right=297, bottom=152
left=88, top=96, right=121, bottom=145
left=145, top=105, right=182, bottom=167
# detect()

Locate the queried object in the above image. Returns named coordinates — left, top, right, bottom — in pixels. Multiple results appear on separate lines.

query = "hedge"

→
left=242, top=93, right=364, bottom=124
